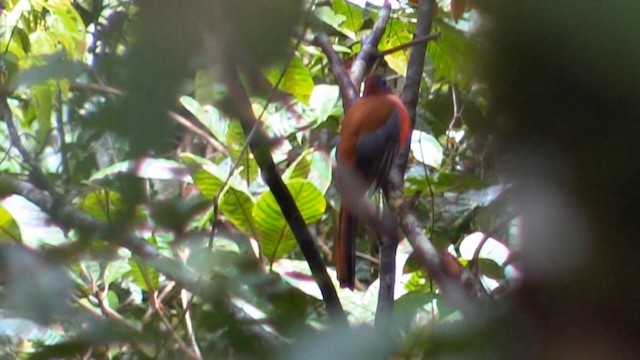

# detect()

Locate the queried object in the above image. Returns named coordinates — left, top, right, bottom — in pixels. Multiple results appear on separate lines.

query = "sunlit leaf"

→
left=334, top=0, right=364, bottom=33
left=181, top=153, right=242, bottom=199
left=226, top=121, right=259, bottom=183
left=127, top=258, right=160, bottom=293
left=104, top=259, right=132, bottom=287
left=0, top=206, right=22, bottom=243
left=283, top=148, right=313, bottom=181
left=266, top=57, right=314, bottom=104
left=381, top=20, right=414, bottom=76
left=410, top=130, right=443, bottom=168
left=314, top=6, right=347, bottom=34
left=180, top=95, right=228, bottom=143
left=220, top=186, right=257, bottom=238
left=90, top=158, right=191, bottom=183
left=31, top=81, right=54, bottom=142
left=303, top=84, right=342, bottom=126
left=0, top=195, right=66, bottom=247
left=254, top=179, right=326, bottom=260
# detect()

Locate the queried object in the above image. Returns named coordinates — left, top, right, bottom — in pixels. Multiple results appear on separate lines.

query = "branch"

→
left=308, top=33, right=358, bottom=109
left=401, top=0, right=436, bottom=132
left=218, top=59, right=347, bottom=325
left=1, top=94, right=57, bottom=196
left=349, top=0, right=393, bottom=87
left=0, top=174, right=283, bottom=346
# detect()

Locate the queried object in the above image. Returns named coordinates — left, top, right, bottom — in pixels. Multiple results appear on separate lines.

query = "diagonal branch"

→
left=218, top=59, right=347, bottom=325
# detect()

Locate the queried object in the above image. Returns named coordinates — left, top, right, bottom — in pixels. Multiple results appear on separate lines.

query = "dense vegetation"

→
left=1, top=0, right=638, bottom=359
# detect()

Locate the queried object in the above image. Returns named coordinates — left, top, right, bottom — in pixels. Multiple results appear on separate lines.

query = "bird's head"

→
left=363, top=75, right=391, bottom=97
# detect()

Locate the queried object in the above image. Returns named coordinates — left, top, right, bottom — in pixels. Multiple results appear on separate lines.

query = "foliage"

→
left=0, top=0, right=515, bottom=359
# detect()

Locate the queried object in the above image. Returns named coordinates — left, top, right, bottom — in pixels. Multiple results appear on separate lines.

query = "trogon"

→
left=335, top=75, right=410, bottom=290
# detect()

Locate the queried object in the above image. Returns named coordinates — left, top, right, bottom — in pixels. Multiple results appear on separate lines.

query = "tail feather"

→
left=336, top=205, right=357, bottom=290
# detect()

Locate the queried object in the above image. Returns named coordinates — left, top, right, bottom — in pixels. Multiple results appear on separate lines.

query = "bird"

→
left=335, top=75, right=410, bottom=290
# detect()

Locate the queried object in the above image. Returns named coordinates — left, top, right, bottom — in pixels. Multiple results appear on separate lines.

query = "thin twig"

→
left=377, top=33, right=441, bottom=58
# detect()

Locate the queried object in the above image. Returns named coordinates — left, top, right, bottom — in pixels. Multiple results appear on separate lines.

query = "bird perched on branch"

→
left=335, top=75, right=410, bottom=290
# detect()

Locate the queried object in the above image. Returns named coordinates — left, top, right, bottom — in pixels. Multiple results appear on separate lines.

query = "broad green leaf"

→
left=194, top=68, right=217, bottom=105
left=26, top=30, right=57, bottom=61
left=220, top=186, right=257, bottom=238
left=314, top=7, right=347, bottom=34
left=381, top=20, right=414, bottom=76
left=410, top=130, right=443, bottom=168
left=428, top=20, right=479, bottom=85
left=226, top=121, right=259, bottom=183
left=282, top=148, right=313, bottom=181
left=303, top=84, right=342, bottom=126
left=333, top=0, right=364, bottom=33
left=254, top=179, right=326, bottom=260
left=31, top=81, right=54, bottom=143
left=180, top=95, right=228, bottom=143
left=0, top=195, right=66, bottom=247
left=0, top=206, right=22, bottom=243
left=266, top=57, right=314, bottom=104
left=308, top=151, right=333, bottom=195
left=181, top=153, right=237, bottom=199
left=78, top=190, right=142, bottom=224
left=127, top=258, right=160, bottom=293
left=283, top=149, right=332, bottom=195
left=37, top=0, right=86, bottom=58
left=103, top=259, right=132, bottom=287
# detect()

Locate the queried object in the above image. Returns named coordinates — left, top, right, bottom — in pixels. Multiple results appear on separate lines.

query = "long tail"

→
left=336, top=205, right=357, bottom=290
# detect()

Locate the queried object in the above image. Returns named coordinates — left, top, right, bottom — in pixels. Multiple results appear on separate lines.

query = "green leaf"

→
left=308, top=151, right=333, bottom=195
left=394, top=291, right=437, bottom=331
left=226, top=121, right=259, bottom=183
left=303, top=84, right=342, bottom=126
left=410, top=130, right=443, bottom=168
left=31, top=81, right=55, bottom=143
left=333, top=0, right=364, bottom=33
left=103, top=259, right=132, bottom=287
left=282, top=148, right=313, bottom=181
left=266, top=57, right=314, bottom=104
left=254, top=179, right=326, bottom=260
left=127, top=258, right=160, bottom=293
left=220, top=186, right=257, bottom=238
left=38, top=0, right=86, bottom=59
left=381, top=20, right=414, bottom=76
left=181, top=153, right=237, bottom=199
left=314, top=6, right=347, bottom=34
left=478, top=258, right=505, bottom=280
left=180, top=95, right=228, bottom=143
left=428, top=20, right=479, bottom=85
left=78, top=190, right=142, bottom=224
left=0, top=206, right=22, bottom=243
left=283, top=149, right=332, bottom=195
